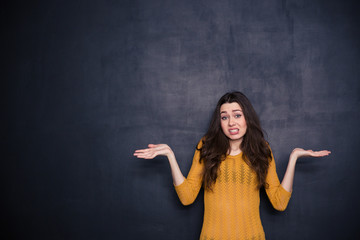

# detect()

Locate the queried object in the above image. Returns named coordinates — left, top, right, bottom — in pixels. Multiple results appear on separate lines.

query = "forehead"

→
left=220, top=102, right=242, bottom=112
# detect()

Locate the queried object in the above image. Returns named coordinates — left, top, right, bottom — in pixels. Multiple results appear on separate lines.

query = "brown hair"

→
left=198, top=91, right=272, bottom=191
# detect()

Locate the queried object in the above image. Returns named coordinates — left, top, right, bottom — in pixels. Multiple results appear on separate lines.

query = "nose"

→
left=228, top=117, right=235, bottom=126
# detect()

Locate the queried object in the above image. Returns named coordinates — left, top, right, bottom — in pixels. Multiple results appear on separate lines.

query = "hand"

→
left=290, top=148, right=331, bottom=159
left=133, top=144, right=173, bottom=159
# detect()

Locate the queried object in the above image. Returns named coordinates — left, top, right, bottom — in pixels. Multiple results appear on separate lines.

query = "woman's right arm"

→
left=134, top=140, right=204, bottom=205
left=133, top=144, right=185, bottom=186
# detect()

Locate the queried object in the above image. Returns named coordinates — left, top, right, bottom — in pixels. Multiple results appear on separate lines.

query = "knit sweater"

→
left=174, top=140, right=292, bottom=240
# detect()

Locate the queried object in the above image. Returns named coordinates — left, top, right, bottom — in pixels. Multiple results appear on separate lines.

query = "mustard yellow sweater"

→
left=174, top=140, right=292, bottom=240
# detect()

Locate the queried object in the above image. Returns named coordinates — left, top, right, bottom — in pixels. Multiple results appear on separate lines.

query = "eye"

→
left=221, top=116, right=228, bottom=120
left=235, top=114, right=242, bottom=118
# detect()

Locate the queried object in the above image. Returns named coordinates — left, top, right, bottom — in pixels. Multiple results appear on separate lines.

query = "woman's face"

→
left=220, top=102, right=247, bottom=143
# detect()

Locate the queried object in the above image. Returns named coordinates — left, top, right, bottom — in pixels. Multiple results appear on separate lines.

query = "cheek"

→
left=220, top=121, right=227, bottom=132
left=242, top=120, right=247, bottom=129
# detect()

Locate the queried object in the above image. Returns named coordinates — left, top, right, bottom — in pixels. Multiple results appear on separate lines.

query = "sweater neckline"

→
left=226, top=152, right=243, bottom=159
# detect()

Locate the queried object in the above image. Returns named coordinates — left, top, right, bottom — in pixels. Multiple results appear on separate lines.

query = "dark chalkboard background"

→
left=4, top=0, right=360, bottom=239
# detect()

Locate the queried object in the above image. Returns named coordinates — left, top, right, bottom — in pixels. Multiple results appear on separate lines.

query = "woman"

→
left=134, top=91, right=330, bottom=240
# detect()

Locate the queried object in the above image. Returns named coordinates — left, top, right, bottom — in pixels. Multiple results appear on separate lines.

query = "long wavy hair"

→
left=198, top=91, right=272, bottom=191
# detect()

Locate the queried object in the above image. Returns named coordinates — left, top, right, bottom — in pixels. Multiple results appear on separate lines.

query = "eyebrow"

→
left=220, top=109, right=243, bottom=114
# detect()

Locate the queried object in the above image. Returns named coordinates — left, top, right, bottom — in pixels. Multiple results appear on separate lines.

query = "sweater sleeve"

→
left=265, top=150, right=292, bottom=211
left=173, top=139, right=204, bottom=206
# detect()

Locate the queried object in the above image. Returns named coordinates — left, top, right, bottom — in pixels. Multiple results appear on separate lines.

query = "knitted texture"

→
left=174, top=140, right=292, bottom=240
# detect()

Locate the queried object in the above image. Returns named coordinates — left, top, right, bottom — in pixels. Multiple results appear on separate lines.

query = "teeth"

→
left=229, top=129, right=239, bottom=133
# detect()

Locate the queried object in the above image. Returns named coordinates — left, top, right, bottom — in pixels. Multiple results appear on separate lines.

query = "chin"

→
left=228, top=135, right=243, bottom=141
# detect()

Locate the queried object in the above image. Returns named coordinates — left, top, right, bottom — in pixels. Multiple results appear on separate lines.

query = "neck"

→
left=228, top=139, right=242, bottom=155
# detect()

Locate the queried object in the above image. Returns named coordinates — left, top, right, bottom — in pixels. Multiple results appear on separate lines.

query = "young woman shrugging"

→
left=134, top=92, right=330, bottom=240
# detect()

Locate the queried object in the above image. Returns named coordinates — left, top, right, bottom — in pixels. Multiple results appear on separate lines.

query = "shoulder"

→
left=264, top=141, right=274, bottom=160
left=196, top=136, right=206, bottom=149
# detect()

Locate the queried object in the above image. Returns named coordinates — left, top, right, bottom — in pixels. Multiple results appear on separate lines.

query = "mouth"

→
left=229, top=128, right=239, bottom=135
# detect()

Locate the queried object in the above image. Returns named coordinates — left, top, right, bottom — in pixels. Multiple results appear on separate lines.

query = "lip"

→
left=229, top=128, right=239, bottom=135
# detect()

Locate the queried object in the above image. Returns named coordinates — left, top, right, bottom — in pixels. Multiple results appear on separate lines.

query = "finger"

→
left=148, top=144, right=164, bottom=148
left=310, top=150, right=331, bottom=157
left=143, top=152, right=158, bottom=159
left=134, top=148, right=152, bottom=153
left=134, top=151, right=151, bottom=157
left=135, top=153, right=156, bottom=159
left=134, top=149, right=154, bottom=155
left=139, top=148, right=160, bottom=157
left=149, top=144, right=170, bottom=150
left=315, top=150, right=331, bottom=154
left=135, top=145, right=162, bottom=152
left=134, top=152, right=151, bottom=157
left=318, top=151, right=331, bottom=156
left=134, top=146, right=169, bottom=158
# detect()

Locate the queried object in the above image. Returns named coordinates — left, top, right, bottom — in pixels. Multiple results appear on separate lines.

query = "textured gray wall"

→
left=4, top=0, right=360, bottom=239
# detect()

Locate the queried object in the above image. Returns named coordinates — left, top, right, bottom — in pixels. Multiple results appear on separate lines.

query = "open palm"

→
left=292, top=148, right=331, bottom=159
left=133, top=144, right=173, bottom=159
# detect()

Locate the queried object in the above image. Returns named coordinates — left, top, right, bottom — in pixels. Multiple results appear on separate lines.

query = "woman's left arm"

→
left=281, top=148, right=331, bottom=192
